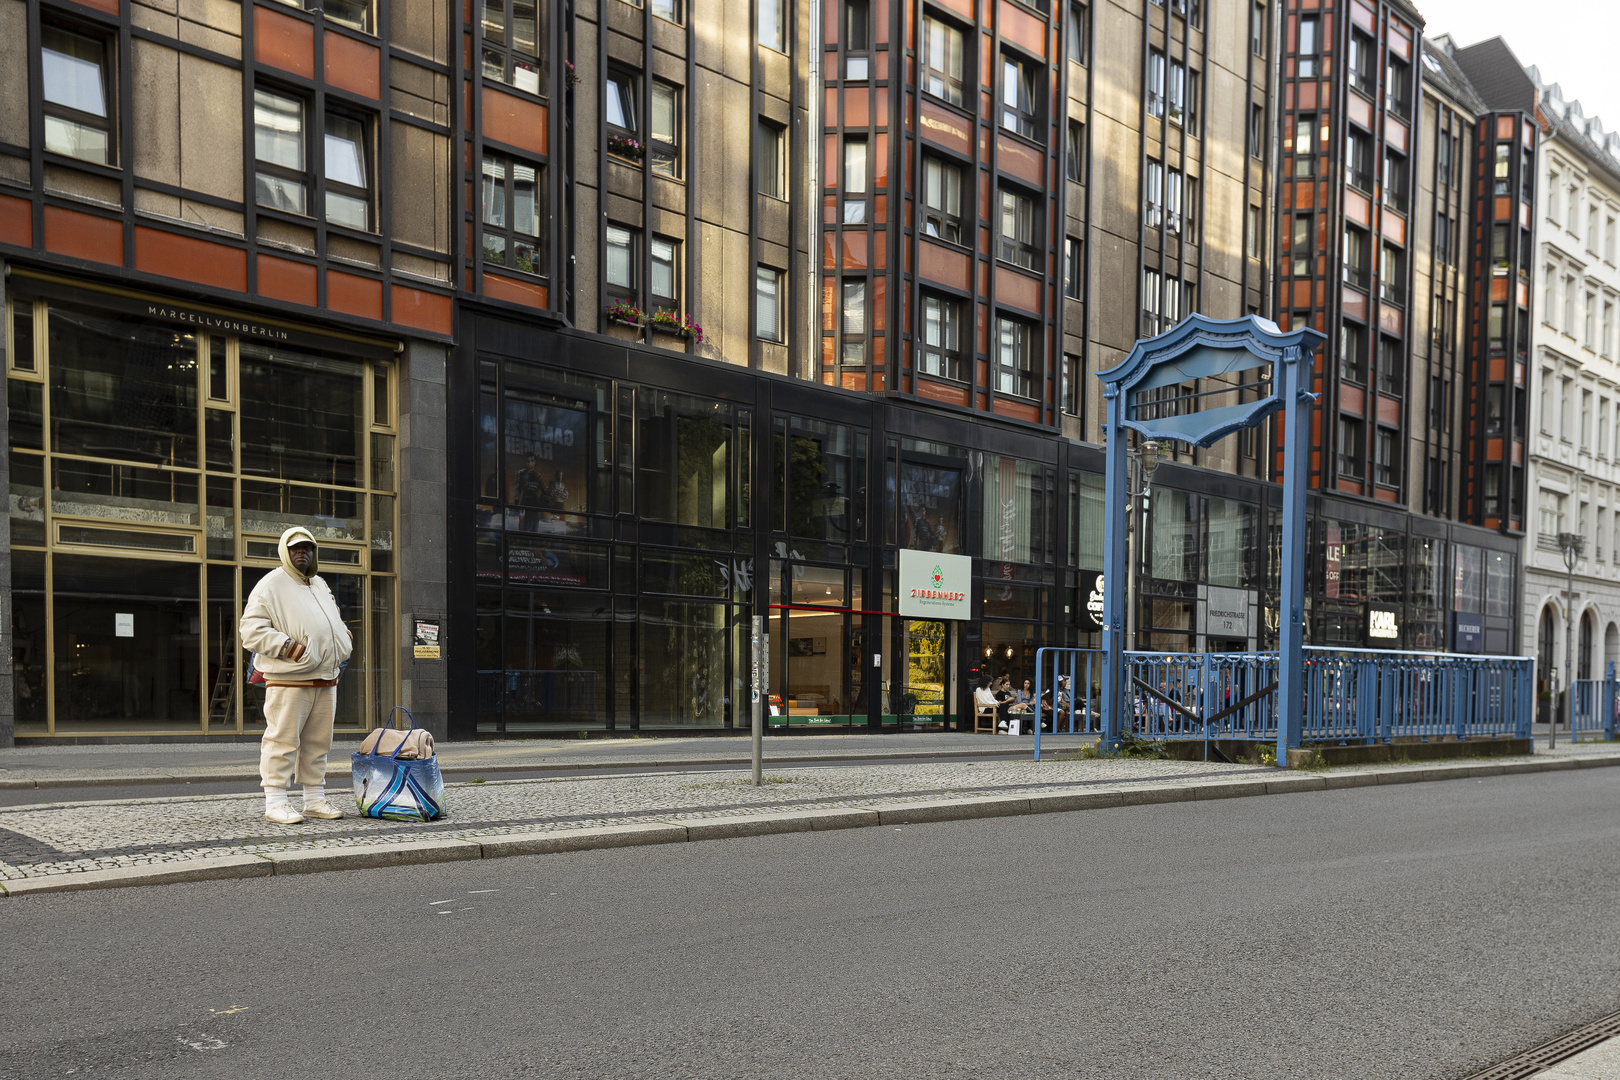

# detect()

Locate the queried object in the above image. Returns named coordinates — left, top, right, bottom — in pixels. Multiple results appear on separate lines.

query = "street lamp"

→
left=1126, top=440, right=1166, bottom=649
left=1555, top=530, right=1585, bottom=750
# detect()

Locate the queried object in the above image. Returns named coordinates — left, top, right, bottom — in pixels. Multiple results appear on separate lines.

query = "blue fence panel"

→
left=1034, top=646, right=1533, bottom=760
left=1570, top=678, right=1617, bottom=740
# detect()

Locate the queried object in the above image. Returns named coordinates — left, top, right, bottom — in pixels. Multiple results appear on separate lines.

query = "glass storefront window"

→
left=1485, top=551, right=1514, bottom=618
left=1409, top=535, right=1447, bottom=650
left=1150, top=490, right=1198, bottom=582
left=640, top=598, right=731, bottom=727
left=8, top=290, right=398, bottom=736
left=49, top=306, right=198, bottom=467
left=1452, top=543, right=1483, bottom=614
left=501, top=590, right=611, bottom=730
left=981, top=455, right=1050, bottom=565
left=781, top=418, right=865, bottom=544
left=239, top=343, right=363, bottom=487
left=897, top=460, right=962, bottom=553
left=638, top=390, right=734, bottom=530
left=1205, top=497, right=1254, bottom=588
left=1070, top=473, right=1104, bottom=569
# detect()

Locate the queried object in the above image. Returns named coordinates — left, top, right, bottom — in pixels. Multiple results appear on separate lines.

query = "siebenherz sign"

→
left=898, top=549, right=972, bottom=620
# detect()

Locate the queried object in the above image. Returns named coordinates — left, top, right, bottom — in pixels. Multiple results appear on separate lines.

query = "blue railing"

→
left=1570, top=676, right=1618, bottom=740
left=1033, top=646, right=1537, bottom=761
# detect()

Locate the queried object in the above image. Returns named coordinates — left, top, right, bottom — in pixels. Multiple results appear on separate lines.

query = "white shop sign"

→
left=1205, top=586, right=1250, bottom=638
left=898, top=549, right=972, bottom=621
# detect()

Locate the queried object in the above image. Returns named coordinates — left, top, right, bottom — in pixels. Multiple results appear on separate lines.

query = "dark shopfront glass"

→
left=49, top=305, right=198, bottom=467
left=776, top=416, right=866, bottom=549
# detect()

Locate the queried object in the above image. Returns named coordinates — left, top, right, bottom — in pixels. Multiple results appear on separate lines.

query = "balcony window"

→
left=921, top=15, right=966, bottom=106
left=1347, top=30, right=1374, bottom=95
left=1066, top=120, right=1085, bottom=182
left=921, top=156, right=964, bottom=244
left=1379, top=243, right=1405, bottom=306
left=1293, top=115, right=1315, bottom=177
left=481, top=153, right=545, bottom=275
left=1291, top=213, right=1312, bottom=276
left=1337, top=417, right=1364, bottom=479
left=1386, top=57, right=1411, bottom=117
left=845, top=0, right=870, bottom=80
left=919, top=295, right=964, bottom=381
left=1346, top=130, right=1372, bottom=192
left=42, top=25, right=113, bottom=165
left=997, top=187, right=1039, bottom=270
left=1382, top=150, right=1408, bottom=211
left=1375, top=428, right=1396, bottom=486
left=1142, top=269, right=1162, bottom=337
left=843, top=137, right=868, bottom=223
left=1064, top=237, right=1082, bottom=299
left=1001, top=54, right=1038, bottom=138
left=1148, top=50, right=1165, bottom=119
left=1068, top=4, right=1089, bottom=62
left=1340, top=321, right=1366, bottom=384
left=605, top=69, right=640, bottom=161
left=1377, top=335, right=1403, bottom=396
left=1145, top=160, right=1163, bottom=229
left=650, top=237, right=678, bottom=314
left=1166, top=169, right=1184, bottom=234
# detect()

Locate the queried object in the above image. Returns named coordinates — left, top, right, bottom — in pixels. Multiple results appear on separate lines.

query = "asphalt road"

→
left=3, top=769, right=1618, bottom=1080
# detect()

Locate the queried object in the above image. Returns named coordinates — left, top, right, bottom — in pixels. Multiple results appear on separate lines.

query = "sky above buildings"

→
left=1419, top=0, right=1620, bottom=128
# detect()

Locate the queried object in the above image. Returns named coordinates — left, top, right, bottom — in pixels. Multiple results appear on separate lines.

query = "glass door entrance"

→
left=885, top=619, right=955, bottom=728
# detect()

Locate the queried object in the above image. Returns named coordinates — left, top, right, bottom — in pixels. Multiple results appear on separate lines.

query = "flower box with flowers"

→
left=649, top=311, right=704, bottom=344
left=606, top=133, right=644, bottom=162
left=603, top=300, right=646, bottom=328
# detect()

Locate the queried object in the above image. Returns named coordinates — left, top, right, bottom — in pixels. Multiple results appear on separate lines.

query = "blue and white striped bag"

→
left=352, top=707, right=446, bottom=821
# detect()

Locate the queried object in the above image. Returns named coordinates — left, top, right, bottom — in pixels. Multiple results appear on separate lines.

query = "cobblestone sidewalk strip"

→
left=2, top=752, right=1616, bottom=896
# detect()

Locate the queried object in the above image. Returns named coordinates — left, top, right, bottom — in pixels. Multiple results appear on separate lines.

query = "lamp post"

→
left=1126, top=440, right=1165, bottom=651
left=1555, top=531, right=1584, bottom=750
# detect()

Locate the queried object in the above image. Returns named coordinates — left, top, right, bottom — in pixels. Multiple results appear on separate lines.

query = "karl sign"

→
left=898, top=549, right=971, bottom=620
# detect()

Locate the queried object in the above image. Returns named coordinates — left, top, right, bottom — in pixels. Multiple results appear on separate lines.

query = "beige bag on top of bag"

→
left=358, top=725, right=434, bottom=760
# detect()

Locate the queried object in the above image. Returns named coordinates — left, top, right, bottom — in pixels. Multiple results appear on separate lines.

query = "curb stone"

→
left=3, top=752, right=1619, bottom=898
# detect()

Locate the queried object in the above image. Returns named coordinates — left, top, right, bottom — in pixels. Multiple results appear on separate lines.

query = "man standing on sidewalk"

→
left=241, top=526, right=354, bottom=824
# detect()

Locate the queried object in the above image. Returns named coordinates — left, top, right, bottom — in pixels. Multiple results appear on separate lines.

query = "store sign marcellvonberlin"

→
left=898, top=549, right=972, bottom=621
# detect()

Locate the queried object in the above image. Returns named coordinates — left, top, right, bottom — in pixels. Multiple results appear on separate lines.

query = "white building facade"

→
left=1524, top=75, right=1620, bottom=702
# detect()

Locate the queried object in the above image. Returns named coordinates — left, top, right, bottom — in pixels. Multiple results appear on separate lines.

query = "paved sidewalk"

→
left=3, top=746, right=1618, bottom=896
left=0, top=732, right=1092, bottom=788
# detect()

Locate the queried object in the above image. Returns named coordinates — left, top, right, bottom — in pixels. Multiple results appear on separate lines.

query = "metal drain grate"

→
left=1465, top=1009, right=1620, bottom=1080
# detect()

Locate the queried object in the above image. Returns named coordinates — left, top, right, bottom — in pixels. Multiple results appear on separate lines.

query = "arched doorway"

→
left=1538, top=605, right=1558, bottom=689
left=1579, top=611, right=1595, bottom=681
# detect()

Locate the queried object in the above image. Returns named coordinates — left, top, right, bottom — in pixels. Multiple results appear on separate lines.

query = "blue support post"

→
left=1276, top=345, right=1311, bottom=767
left=1100, top=388, right=1129, bottom=754
left=1606, top=660, right=1616, bottom=742
left=1033, top=648, right=1045, bottom=761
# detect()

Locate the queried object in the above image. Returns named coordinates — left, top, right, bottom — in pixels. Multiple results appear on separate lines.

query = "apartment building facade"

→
left=1457, top=46, right=1620, bottom=695
left=0, top=0, right=1548, bottom=745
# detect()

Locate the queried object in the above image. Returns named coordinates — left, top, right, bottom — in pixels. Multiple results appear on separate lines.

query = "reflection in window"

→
left=481, top=154, right=545, bottom=275
left=919, top=294, right=963, bottom=380
left=981, top=455, right=1050, bottom=565
left=239, top=344, right=363, bottom=487
left=783, top=418, right=865, bottom=543
left=921, top=15, right=965, bottom=105
left=48, top=306, right=198, bottom=467
left=1150, top=489, right=1198, bottom=582
left=324, top=113, right=370, bottom=230
left=1206, top=498, right=1254, bottom=587
left=637, top=389, right=733, bottom=529
left=640, top=598, right=731, bottom=727
left=254, top=88, right=307, bottom=215
left=42, top=25, right=112, bottom=164
left=898, top=461, right=962, bottom=553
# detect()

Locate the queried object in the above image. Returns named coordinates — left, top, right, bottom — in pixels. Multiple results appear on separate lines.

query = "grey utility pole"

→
left=1556, top=531, right=1584, bottom=750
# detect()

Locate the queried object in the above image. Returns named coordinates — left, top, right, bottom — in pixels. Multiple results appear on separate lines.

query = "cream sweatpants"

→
left=259, top=685, right=337, bottom=790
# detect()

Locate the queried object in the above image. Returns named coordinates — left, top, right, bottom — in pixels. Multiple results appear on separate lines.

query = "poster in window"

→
left=504, top=399, right=589, bottom=535
left=898, top=463, right=962, bottom=554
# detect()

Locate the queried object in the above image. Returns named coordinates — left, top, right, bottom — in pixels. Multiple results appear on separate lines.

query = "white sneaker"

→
left=264, top=803, right=305, bottom=825
left=302, top=798, right=344, bottom=820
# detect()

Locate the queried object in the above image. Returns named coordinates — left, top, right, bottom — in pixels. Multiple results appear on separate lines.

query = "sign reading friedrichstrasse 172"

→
left=898, top=549, right=972, bottom=620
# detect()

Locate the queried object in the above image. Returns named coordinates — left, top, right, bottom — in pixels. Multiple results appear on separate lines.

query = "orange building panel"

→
left=996, top=134, right=1043, bottom=187
left=325, top=32, right=380, bottom=99
left=999, top=0, right=1047, bottom=55
left=43, top=206, right=122, bottom=266
left=0, top=194, right=32, bottom=248
left=483, top=272, right=547, bottom=310
left=135, top=227, right=247, bottom=291
left=255, top=5, right=315, bottom=80
left=993, top=397, right=1039, bottom=423
left=916, top=378, right=970, bottom=407
left=998, top=268, right=1041, bottom=315
left=917, top=240, right=971, bottom=291
left=326, top=268, right=384, bottom=321
left=482, top=86, right=548, bottom=157
left=256, top=254, right=317, bottom=307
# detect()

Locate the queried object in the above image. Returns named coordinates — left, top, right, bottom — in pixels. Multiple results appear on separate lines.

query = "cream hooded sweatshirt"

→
left=240, top=526, right=354, bottom=685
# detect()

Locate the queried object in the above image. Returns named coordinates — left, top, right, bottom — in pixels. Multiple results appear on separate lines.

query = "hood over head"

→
left=278, top=526, right=318, bottom=584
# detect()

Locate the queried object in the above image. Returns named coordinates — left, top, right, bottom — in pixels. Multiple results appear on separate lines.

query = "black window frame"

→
left=1298, top=16, right=1319, bottom=77
left=650, top=79, right=681, bottom=179
left=1067, top=3, right=1089, bottom=62
left=1148, top=48, right=1166, bottom=119
left=1342, top=223, right=1369, bottom=288
left=1346, top=128, right=1373, bottom=191
left=604, top=222, right=641, bottom=306
left=1347, top=29, right=1375, bottom=96
left=921, top=153, right=965, bottom=245
left=995, top=314, right=1039, bottom=399
left=479, top=0, right=543, bottom=96
left=756, top=264, right=784, bottom=342
left=1293, top=113, right=1316, bottom=177
left=322, top=108, right=373, bottom=232
left=1382, top=149, right=1408, bottom=211
left=845, top=0, right=872, bottom=80
left=649, top=235, right=680, bottom=314
left=841, top=278, right=868, bottom=366
left=1065, top=119, right=1085, bottom=182
left=1379, top=242, right=1406, bottom=306
left=253, top=84, right=311, bottom=218
left=1340, top=320, right=1367, bottom=384
left=605, top=67, right=641, bottom=162
left=480, top=151, right=547, bottom=277
left=1386, top=56, right=1411, bottom=117
left=1337, top=416, right=1364, bottom=479
left=918, top=292, right=966, bottom=381
left=41, top=21, right=116, bottom=167
left=1064, top=237, right=1082, bottom=299
left=1374, top=427, right=1398, bottom=486
left=1250, top=103, right=1264, bottom=159
left=1000, top=51, right=1040, bottom=140
left=920, top=11, right=967, bottom=106
left=996, top=183, right=1042, bottom=271
left=757, top=119, right=787, bottom=200
left=1251, top=1, right=1266, bottom=56
left=1290, top=212, right=1312, bottom=277
left=1377, top=334, right=1404, bottom=396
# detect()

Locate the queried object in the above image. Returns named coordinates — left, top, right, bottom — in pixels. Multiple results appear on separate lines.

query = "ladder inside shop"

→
left=208, top=656, right=235, bottom=727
